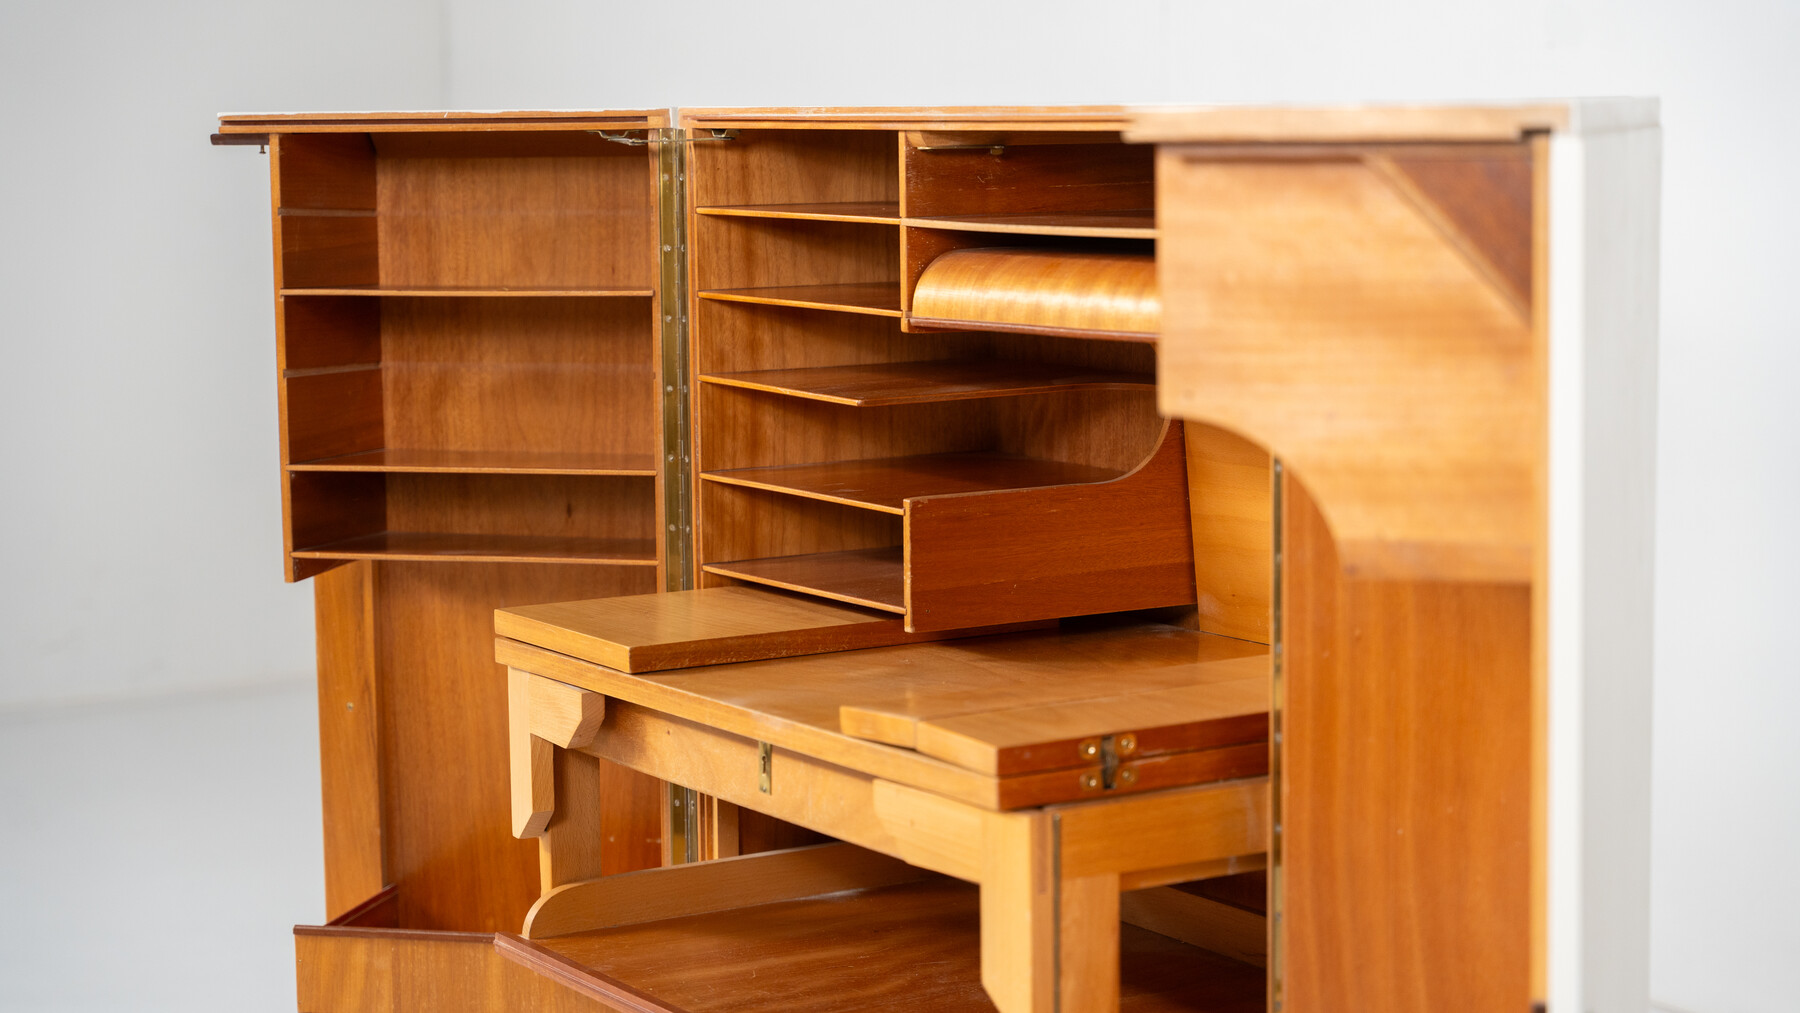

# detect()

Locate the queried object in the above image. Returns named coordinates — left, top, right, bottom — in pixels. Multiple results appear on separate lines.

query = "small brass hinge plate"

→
left=758, top=741, right=773, bottom=793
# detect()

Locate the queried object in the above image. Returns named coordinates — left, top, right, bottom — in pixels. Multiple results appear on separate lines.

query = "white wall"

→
left=445, top=4, right=1797, bottom=1012
left=0, top=0, right=444, bottom=711
left=1, top=0, right=1793, bottom=1010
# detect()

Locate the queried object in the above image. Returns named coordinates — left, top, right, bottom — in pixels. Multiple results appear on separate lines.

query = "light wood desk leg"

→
left=539, top=745, right=605, bottom=892
left=980, top=812, right=1122, bottom=1013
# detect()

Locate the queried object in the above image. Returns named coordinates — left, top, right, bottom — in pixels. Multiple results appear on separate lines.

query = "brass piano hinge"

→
left=594, top=128, right=738, bottom=146
left=653, top=125, right=695, bottom=591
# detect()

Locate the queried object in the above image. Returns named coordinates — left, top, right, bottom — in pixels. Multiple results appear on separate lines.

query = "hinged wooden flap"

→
left=496, top=585, right=1043, bottom=674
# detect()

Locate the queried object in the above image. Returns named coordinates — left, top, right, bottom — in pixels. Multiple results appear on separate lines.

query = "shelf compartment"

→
left=702, top=453, right=1124, bottom=515
left=515, top=878, right=1265, bottom=1013
left=291, top=532, right=658, bottom=566
left=282, top=285, right=653, bottom=297
left=288, top=448, right=658, bottom=476
left=698, top=359, right=1154, bottom=406
left=907, top=208, right=1156, bottom=239
left=910, top=247, right=1159, bottom=341
left=704, top=547, right=904, bottom=614
left=698, top=283, right=902, bottom=318
left=696, top=201, right=900, bottom=224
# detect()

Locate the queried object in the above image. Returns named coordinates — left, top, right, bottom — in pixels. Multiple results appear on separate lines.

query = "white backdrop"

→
left=2, top=1, right=1794, bottom=1011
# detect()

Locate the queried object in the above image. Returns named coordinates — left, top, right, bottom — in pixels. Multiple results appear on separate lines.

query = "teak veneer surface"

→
left=704, top=547, right=906, bottom=613
left=697, top=282, right=903, bottom=317
left=288, top=448, right=658, bottom=476
left=282, top=285, right=653, bottom=297
left=696, top=201, right=902, bottom=224
left=911, top=248, right=1159, bottom=339
left=702, top=453, right=1125, bottom=514
left=908, top=209, right=1157, bottom=239
left=495, top=618, right=1266, bottom=800
left=293, top=532, right=659, bottom=566
left=698, top=359, right=1153, bottom=406
left=496, top=585, right=1039, bottom=674
left=537, top=879, right=1265, bottom=1013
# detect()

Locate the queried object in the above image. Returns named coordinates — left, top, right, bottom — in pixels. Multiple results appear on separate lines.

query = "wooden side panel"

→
left=313, top=561, right=387, bottom=919
left=904, top=422, right=1196, bottom=632
left=1157, top=147, right=1537, bottom=583
left=277, top=132, right=377, bottom=210
left=294, top=930, right=621, bottom=1013
left=904, top=138, right=1152, bottom=217
left=1281, top=474, right=1531, bottom=1013
left=374, top=562, right=659, bottom=933
left=1184, top=423, right=1272, bottom=644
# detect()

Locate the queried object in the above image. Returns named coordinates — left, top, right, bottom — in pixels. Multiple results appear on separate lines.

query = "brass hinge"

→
left=1077, top=732, right=1141, bottom=791
left=593, top=128, right=738, bottom=146
left=758, top=741, right=773, bottom=793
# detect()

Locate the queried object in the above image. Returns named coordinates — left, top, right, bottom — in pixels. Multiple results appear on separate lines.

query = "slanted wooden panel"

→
left=904, top=422, right=1196, bottom=631
left=1282, top=473, right=1531, bottom=1012
left=294, top=928, right=623, bottom=1013
left=1157, top=146, right=1537, bottom=582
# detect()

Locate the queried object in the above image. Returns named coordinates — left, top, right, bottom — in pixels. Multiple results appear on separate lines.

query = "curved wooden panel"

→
left=911, top=248, right=1159, bottom=339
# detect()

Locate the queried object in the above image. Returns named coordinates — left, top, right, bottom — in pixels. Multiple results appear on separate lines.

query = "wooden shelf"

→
left=698, top=359, right=1154, bottom=406
left=704, top=548, right=904, bottom=613
left=280, top=285, right=654, bottom=297
left=521, top=878, right=1265, bottom=1013
left=291, top=532, right=659, bottom=566
left=287, top=448, right=658, bottom=476
left=697, top=283, right=902, bottom=317
left=696, top=201, right=901, bottom=224
left=908, top=208, right=1157, bottom=239
left=702, top=453, right=1124, bottom=515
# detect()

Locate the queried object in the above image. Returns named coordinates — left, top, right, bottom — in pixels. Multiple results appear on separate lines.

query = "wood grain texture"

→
left=911, top=247, right=1159, bottom=339
left=1383, top=150, right=1534, bottom=312
left=526, top=674, right=607, bottom=749
left=1281, top=474, right=1531, bottom=1013
left=699, top=359, right=1152, bottom=406
left=909, top=677, right=1269, bottom=776
left=908, top=208, right=1155, bottom=239
left=703, top=452, right=1123, bottom=515
left=498, top=618, right=1266, bottom=812
left=284, top=285, right=653, bottom=297
left=379, top=297, right=655, bottom=458
left=279, top=213, right=378, bottom=289
left=696, top=201, right=900, bottom=224
left=1121, top=886, right=1267, bottom=968
left=904, top=137, right=1153, bottom=218
left=524, top=843, right=928, bottom=939
left=508, top=668, right=556, bottom=839
left=904, top=421, right=1195, bottom=631
left=1125, top=103, right=1569, bottom=143
left=1156, top=148, right=1536, bottom=581
left=296, top=928, right=626, bottom=1013
left=275, top=132, right=375, bottom=210
left=313, top=561, right=387, bottom=918
left=1184, top=423, right=1274, bottom=644
left=697, top=282, right=901, bottom=317
left=376, top=147, right=654, bottom=289
left=289, top=448, right=657, bottom=476
left=375, top=562, right=657, bottom=933
left=496, top=585, right=1040, bottom=674
left=536, top=879, right=1264, bottom=1013
left=294, top=532, right=658, bottom=566
left=704, top=547, right=905, bottom=613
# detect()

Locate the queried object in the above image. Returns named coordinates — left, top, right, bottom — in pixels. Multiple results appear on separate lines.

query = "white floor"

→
left=0, top=683, right=324, bottom=1013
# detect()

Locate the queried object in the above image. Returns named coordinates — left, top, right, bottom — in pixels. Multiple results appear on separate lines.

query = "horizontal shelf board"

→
left=532, top=878, right=1264, bottom=1012
left=695, top=201, right=901, bottom=224
left=907, top=208, right=1157, bottom=239
left=698, top=359, right=1154, bottom=406
left=907, top=316, right=1158, bottom=343
left=292, top=532, right=659, bottom=566
left=704, top=548, right=905, bottom=614
left=288, top=448, right=658, bottom=476
left=702, top=453, right=1124, bottom=515
left=280, top=285, right=654, bottom=297
left=697, top=283, right=902, bottom=317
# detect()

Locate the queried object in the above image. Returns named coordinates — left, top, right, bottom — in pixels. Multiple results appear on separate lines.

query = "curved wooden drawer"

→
left=910, top=247, right=1159, bottom=340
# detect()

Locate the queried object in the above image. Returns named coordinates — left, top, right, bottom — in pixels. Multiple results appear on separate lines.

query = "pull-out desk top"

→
left=496, top=589, right=1269, bottom=811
